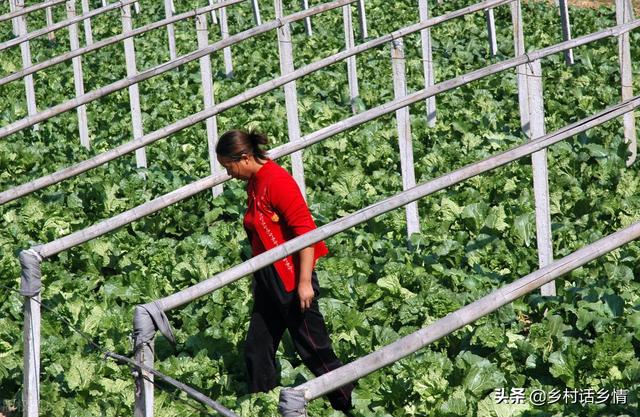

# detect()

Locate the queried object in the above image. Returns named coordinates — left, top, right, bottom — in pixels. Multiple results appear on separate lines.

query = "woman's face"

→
left=217, top=154, right=252, bottom=181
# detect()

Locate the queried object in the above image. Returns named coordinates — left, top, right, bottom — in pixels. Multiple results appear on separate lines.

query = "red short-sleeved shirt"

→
left=243, top=159, right=328, bottom=291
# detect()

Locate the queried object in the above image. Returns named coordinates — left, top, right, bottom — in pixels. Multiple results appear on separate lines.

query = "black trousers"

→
left=245, top=265, right=354, bottom=411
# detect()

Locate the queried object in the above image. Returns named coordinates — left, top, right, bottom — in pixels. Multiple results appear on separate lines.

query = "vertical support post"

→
left=196, top=14, right=223, bottom=197
left=418, top=0, right=436, bottom=127
left=219, top=0, right=234, bottom=78
left=356, top=0, right=368, bottom=40
left=164, top=0, right=177, bottom=60
left=14, top=0, right=39, bottom=131
left=23, top=294, right=41, bottom=417
left=81, top=0, right=93, bottom=46
left=558, top=0, right=574, bottom=65
left=208, top=0, right=219, bottom=25
left=9, top=0, right=19, bottom=36
left=121, top=3, right=147, bottom=168
left=251, top=0, right=262, bottom=25
left=616, top=0, right=637, bottom=166
left=275, top=0, right=306, bottom=197
left=485, top=8, right=498, bottom=57
left=20, top=249, right=43, bottom=417
left=133, top=341, right=154, bottom=417
left=391, top=39, right=420, bottom=238
left=102, top=0, right=108, bottom=6
left=45, top=0, right=56, bottom=41
left=132, top=306, right=166, bottom=417
left=67, top=0, right=91, bottom=149
left=343, top=4, right=360, bottom=113
left=511, top=0, right=529, bottom=136
left=512, top=1, right=554, bottom=295
left=301, top=0, right=313, bottom=36
left=526, top=60, right=555, bottom=296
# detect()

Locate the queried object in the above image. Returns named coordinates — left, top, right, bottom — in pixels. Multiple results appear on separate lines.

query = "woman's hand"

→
left=297, top=245, right=315, bottom=312
left=298, top=280, right=314, bottom=312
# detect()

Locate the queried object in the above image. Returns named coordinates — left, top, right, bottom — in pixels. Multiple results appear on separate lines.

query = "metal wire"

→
left=141, top=374, right=210, bottom=416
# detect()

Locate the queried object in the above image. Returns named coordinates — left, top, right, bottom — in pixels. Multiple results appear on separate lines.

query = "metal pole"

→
left=20, top=250, right=42, bottom=417
left=356, top=0, right=367, bottom=39
left=418, top=0, right=436, bottom=127
left=1, top=0, right=246, bottom=87
left=511, top=0, right=529, bottom=136
left=133, top=341, right=154, bottom=417
left=2, top=12, right=637, bottom=209
left=1, top=3, right=369, bottom=208
left=196, top=13, right=223, bottom=197
left=208, top=0, right=219, bottom=25
left=81, top=0, right=93, bottom=45
left=485, top=8, right=498, bottom=56
left=616, top=0, right=637, bottom=166
left=14, top=0, right=38, bottom=131
left=164, top=0, right=177, bottom=59
left=526, top=60, right=555, bottom=296
left=23, top=295, right=40, bottom=417
left=121, top=3, right=148, bottom=168
left=343, top=3, right=360, bottom=113
left=558, top=0, right=574, bottom=64
left=0, top=0, right=512, bottom=137
left=0, top=0, right=66, bottom=23
left=219, top=0, right=234, bottom=77
left=45, top=0, right=56, bottom=41
left=288, top=219, right=640, bottom=403
left=0, top=0, right=139, bottom=52
left=250, top=0, right=261, bottom=25
left=67, top=0, right=91, bottom=149
left=301, top=0, right=313, bottom=36
left=391, top=38, right=420, bottom=238
left=9, top=0, right=19, bottom=35
left=275, top=0, right=306, bottom=197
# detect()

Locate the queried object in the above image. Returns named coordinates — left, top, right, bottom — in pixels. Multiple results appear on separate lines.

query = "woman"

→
left=216, top=129, right=354, bottom=412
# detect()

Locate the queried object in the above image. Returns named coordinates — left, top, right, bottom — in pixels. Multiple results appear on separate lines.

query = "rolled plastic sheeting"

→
left=279, top=388, right=308, bottom=417
left=19, top=248, right=42, bottom=297
left=133, top=302, right=176, bottom=351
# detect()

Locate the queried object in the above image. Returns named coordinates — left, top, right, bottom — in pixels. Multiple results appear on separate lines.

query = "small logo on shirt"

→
left=271, top=213, right=279, bottom=222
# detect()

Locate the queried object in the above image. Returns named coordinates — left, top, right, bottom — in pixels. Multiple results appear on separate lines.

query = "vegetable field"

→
left=0, top=0, right=639, bottom=416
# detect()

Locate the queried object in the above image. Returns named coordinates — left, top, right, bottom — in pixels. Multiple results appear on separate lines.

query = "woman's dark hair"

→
left=216, top=129, right=269, bottom=160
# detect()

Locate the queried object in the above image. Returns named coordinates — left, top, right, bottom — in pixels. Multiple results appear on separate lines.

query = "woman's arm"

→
left=298, top=245, right=315, bottom=311
left=267, top=172, right=320, bottom=309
